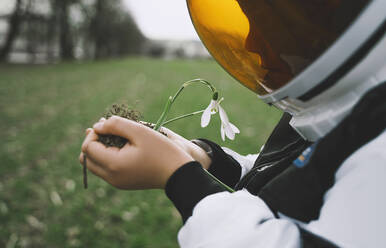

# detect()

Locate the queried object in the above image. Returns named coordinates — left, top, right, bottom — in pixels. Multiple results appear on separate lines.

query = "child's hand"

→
left=160, top=127, right=212, bottom=170
left=79, top=116, right=194, bottom=189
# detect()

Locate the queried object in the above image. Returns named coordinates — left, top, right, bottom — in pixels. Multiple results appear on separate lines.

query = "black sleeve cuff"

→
left=165, top=161, right=226, bottom=223
left=197, top=139, right=242, bottom=188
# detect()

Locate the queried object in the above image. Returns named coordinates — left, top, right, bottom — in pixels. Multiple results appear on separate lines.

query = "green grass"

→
left=0, top=57, right=281, bottom=247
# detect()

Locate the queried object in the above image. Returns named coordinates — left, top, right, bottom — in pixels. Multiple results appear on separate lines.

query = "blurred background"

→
left=0, top=0, right=281, bottom=247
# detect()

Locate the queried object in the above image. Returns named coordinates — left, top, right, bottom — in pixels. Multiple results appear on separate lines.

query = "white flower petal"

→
left=218, top=105, right=230, bottom=125
left=220, top=124, right=225, bottom=141
left=201, top=99, right=239, bottom=141
left=201, top=101, right=215, bottom=127
left=201, top=108, right=211, bottom=127
left=224, top=123, right=235, bottom=140
left=210, top=100, right=219, bottom=114
left=229, top=123, right=240, bottom=134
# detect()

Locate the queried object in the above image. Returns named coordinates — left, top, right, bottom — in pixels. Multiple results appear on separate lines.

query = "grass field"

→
left=0, top=57, right=281, bottom=248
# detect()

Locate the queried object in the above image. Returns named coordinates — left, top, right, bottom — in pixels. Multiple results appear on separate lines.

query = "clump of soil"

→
left=98, top=103, right=142, bottom=148
left=98, top=103, right=164, bottom=148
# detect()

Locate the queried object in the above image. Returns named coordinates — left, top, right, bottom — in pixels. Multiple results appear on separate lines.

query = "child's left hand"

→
left=79, top=116, right=194, bottom=190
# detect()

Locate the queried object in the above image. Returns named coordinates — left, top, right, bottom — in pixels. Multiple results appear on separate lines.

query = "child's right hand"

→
left=79, top=116, right=194, bottom=190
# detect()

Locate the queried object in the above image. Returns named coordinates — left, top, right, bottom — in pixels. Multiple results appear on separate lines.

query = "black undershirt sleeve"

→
left=299, top=227, right=340, bottom=248
left=196, top=139, right=242, bottom=188
left=165, top=139, right=243, bottom=222
left=165, top=161, right=227, bottom=223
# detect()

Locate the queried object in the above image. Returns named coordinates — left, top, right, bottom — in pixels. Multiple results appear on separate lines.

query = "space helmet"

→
left=187, top=0, right=386, bottom=141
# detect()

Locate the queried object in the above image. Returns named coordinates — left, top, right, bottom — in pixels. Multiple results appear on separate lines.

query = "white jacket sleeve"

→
left=178, top=190, right=301, bottom=248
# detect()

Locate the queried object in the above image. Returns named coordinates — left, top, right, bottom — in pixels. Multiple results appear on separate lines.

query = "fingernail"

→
left=93, top=122, right=103, bottom=129
left=86, top=128, right=92, bottom=134
left=99, top=117, right=106, bottom=122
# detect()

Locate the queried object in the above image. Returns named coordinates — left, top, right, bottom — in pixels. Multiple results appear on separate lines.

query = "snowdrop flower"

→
left=201, top=94, right=240, bottom=141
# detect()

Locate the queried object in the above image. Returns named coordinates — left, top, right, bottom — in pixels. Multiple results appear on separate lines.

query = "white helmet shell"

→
left=259, top=0, right=386, bottom=141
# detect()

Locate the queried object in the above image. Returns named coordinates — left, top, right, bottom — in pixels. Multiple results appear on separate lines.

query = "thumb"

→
left=159, top=126, right=179, bottom=140
left=93, top=116, right=140, bottom=142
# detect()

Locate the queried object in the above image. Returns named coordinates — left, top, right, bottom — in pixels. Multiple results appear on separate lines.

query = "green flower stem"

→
left=182, top=79, right=217, bottom=93
left=162, top=110, right=205, bottom=126
left=154, top=96, right=173, bottom=131
left=171, top=84, right=185, bottom=102
left=153, top=78, right=234, bottom=193
left=153, top=79, right=217, bottom=131
left=203, top=169, right=235, bottom=193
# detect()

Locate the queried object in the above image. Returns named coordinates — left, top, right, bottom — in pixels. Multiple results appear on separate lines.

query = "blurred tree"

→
left=0, top=0, right=23, bottom=61
left=23, top=0, right=51, bottom=63
left=148, top=44, right=166, bottom=58
left=46, top=0, right=58, bottom=62
left=0, top=0, right=145, bottom=63
left=52, top=0, right=76, bottom=60
left=89, top=0, right=145, bottom=59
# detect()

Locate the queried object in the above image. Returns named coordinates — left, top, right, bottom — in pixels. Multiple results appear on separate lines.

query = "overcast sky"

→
left=124, top=0, right=199, bottom=40
left=0, top=0, right=200, bottom=41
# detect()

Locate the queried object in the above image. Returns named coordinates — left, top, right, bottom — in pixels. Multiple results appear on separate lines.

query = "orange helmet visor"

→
left=187, top=0, right=370, bottom=95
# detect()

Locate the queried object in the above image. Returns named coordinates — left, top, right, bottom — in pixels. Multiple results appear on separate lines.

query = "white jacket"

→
left=178, top=131, right=386, bottom=248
